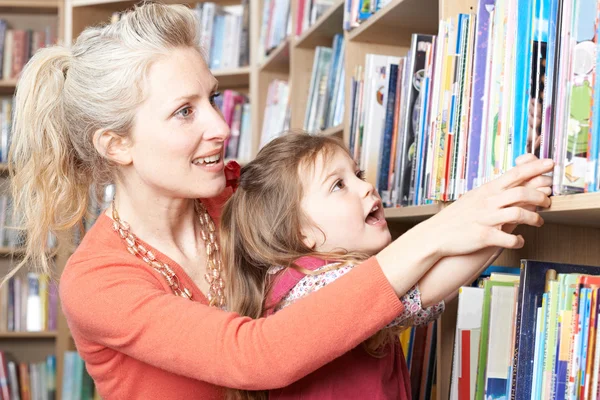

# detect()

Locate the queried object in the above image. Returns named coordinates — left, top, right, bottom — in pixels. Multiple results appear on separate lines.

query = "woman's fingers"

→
left=493, top=158, right=554, bottom=190
left=515, top=153, right=538, bottom=166
left=491, top=186, right=552, bottom=209
left=525, top=174, right=553, bottom=189
left=485, top=207, right=544, bottom=227
left=484, top=229, right=525, bottom=249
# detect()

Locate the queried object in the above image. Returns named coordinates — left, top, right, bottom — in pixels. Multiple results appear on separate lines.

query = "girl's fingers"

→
left=491, top=186, right=551, bottom=209
left=485, top=207, right=544, bottom=227
left=494, top=159, right=554, bottom=190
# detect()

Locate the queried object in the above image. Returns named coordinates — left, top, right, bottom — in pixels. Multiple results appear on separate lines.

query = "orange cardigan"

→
left=60, top=181, right=404, bottom=400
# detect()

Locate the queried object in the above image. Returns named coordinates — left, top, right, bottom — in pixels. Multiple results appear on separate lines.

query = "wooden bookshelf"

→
left=0, top=331, right=58, bottom=339
left=320, top=124, right=344, bottom=137
left=212, top=66, right=251, bottom=88
left=347, top=0, right=438, bottom=44
left=259, top=37, right=291, bottom=72
left=294, top=0, right=344, bottom=49
left=0, top=2, right=66, bottom=399
left=64, top=0, right=600, bottom=399
left=0, top=1, right=60, bottom=10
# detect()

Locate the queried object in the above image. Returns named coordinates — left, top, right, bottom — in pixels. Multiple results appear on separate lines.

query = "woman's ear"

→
left=93, top=129, right=133, bottom=165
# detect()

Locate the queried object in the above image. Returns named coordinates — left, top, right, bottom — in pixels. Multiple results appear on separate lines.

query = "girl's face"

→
left=299, top=147, right=392, bottom=255
left=126, top=47, right=230, bottom=200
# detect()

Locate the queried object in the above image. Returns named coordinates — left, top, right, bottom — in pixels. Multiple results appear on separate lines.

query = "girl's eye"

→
left=356, top=169, right=366, bottom=180
left=175, top=106, right=194, bottom=119
left=332, top=179, right=345, bottom=192
left=210, top=91, right=221, bottom=106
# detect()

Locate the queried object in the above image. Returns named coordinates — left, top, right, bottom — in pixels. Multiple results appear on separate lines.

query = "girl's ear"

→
left=93, top=128, right=133, bottom=165
left=300, top=224, right=319, bottom=250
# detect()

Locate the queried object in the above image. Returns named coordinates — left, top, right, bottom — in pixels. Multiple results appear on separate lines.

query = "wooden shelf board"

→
left=294, top=0, right=345, bottom=49
left=72, top=0, right=241, bottom=8
left=384, top=192, right=600, bottom=227
left=319, top=124, right=344, bottom=137
left=347, top=0, right=439, bottom=45
left=212, top=66, right=251, bottom=88
left=0, top=331, right=58, bottom=339
left=0, top=247, right=26, bottom=256
left=538, top=192, right=600, bottom=227
left=0, top=1, right=59, bottom=10
left=259, top=38, right=290, bottom=73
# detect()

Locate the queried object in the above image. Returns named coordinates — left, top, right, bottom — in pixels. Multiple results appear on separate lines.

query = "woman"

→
left=9, top=3, right=552, bottom=399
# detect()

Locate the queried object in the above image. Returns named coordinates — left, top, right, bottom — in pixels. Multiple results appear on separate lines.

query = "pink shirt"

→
left=266, top=257, right=444, bottom=399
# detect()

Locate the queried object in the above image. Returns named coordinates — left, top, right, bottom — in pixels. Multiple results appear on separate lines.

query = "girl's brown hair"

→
left=221, top=132, right=401, bottom=400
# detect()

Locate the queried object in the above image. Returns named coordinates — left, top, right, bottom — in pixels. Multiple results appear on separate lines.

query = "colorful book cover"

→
left=513, top=260, right=600, bottom=400
left=397, top=35, right=434, bottom=206
left=560, top=0, right=596, bottom=193
left=467, top=0, right=496, bottom=190
left=377, top=62, right=399, bottom=202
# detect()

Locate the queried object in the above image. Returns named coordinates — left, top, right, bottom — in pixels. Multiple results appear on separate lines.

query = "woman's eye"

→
left=356, top=170, right=366, bottom=180
left=176, top=106, right=194, bottom=118
left=210, top=91, right=221, bottom=106
left=332, top=180, right=345, bottom=192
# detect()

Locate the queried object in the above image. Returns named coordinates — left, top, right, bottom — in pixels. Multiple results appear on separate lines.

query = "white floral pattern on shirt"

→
left=269, top=263, right=444, bottom=327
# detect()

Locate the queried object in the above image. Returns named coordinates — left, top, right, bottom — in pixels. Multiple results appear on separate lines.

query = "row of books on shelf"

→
left=0, top=21, right=56, bottom=81
left=399, top=321, right=437, bottom=400
left=259, top=80, right=291, bottom=149
left=295, top=0, right=336, bottom=37
left=0, top=353, right=56, bottom=400
left=304, top=34, right=345, bottom=133
left=448, top=260, right=600, bottom=400
left=215, top=90, right=252, bottom=163
left=259, top=0, right=291, bottom=63
left=0, top=97, right=13, bottom=164
left=0, top=273, right=57, bottom=333
left=62, top=352, right=97, bottom=400
left=0, top=194, right=26, bottom=249
left=111, top=1, right=250, bottom=71
left=349, top=0, right=600, bottom=208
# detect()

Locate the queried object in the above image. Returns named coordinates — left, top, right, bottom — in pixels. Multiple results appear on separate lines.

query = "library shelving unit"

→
left=0, top=2, right=69, bottom=399
left=63, top=0, right=600, bottom=399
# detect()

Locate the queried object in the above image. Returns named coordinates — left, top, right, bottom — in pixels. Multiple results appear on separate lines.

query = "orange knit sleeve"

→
left=60, top=255, right=403, bottom=390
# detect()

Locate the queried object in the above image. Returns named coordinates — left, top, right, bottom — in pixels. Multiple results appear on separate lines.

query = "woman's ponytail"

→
left=8, top=46, right=91, bottom=280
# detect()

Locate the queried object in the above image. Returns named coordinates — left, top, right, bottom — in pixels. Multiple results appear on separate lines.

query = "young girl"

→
left=220, top=132, right=499, bottom=399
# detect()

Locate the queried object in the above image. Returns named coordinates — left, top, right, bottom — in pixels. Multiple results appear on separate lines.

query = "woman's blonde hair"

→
left=8, top=1, right=204, bottom=280
left=221, top=132, right=401, bottom=400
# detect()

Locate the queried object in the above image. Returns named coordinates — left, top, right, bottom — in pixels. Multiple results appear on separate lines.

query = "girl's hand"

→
left=502, top=153, right=553, bottom=233
left=416, top=157, right=554, bottom=257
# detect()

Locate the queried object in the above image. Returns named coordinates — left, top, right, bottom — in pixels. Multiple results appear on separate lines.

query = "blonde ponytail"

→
left=7, top=2, right=205, bottom=280
left=9, top=46, right=90, bottom=279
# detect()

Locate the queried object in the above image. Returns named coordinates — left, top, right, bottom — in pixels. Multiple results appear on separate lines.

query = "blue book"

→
left=511, top=0, right=535, bottom=163
left=377, top=63, right=399, bottom=203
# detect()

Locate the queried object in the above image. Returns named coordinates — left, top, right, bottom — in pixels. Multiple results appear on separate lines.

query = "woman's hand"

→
left=415, top=157, right=554, bottom=257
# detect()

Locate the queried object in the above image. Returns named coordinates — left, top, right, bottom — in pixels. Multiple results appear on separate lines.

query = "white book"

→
left=450, top=286, right=484, bottom=400
left=484, top=285, right=517, bottom=397
left=26, top=273, right=42, bottom=332
left=361, top=54, right=399, bottom=187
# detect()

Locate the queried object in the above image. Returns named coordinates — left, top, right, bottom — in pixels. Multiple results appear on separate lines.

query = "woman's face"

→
left=127, top=47, right=230, bottom=200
